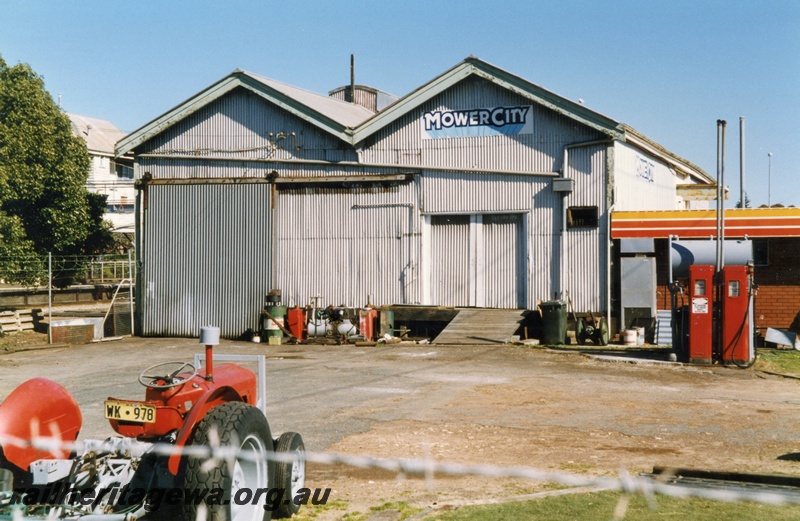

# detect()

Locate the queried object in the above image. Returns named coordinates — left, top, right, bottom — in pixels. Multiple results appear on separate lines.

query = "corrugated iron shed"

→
left=115, top=56, right=720, bottom=338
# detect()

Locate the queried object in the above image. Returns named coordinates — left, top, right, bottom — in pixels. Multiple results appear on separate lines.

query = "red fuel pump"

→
left=687, top=265, right=714, bottom=364
left=720, top=265, right=753, bottom=365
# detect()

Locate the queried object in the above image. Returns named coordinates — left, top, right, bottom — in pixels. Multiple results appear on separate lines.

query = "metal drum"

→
left=265, top=305, right=287, bottom=340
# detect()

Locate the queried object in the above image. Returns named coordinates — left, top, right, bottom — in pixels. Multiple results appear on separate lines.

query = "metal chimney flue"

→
left=348, top=54, right=355, bottom=103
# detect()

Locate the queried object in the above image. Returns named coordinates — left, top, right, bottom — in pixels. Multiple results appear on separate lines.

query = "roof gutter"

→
left=135, top=153, right=561, bottom=178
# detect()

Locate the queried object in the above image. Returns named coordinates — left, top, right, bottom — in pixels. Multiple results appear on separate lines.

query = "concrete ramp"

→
left=432, top=308, right=527, bottom=345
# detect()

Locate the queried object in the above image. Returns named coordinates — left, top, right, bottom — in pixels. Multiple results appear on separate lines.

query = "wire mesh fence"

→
left=0, top=253, right=135, bottom=342
left=0, top=253, right=135, bottom=289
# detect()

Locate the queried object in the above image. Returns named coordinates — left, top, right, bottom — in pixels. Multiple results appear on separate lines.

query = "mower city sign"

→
left=422, top=105, right=533, bottom=139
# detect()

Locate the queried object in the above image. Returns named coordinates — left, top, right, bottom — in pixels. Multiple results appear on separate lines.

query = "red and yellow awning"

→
left=611, top=208, right=800, bottom=239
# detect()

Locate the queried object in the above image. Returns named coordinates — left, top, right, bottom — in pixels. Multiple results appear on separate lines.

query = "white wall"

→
left=614, top=141, right=678, bottom=210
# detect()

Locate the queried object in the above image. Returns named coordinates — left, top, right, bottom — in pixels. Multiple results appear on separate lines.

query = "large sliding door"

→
left=428, top=213, right=526, bottom=308
left=483, top=213, right=526, bottom=308
left=430, top=215, right=471, bottom=306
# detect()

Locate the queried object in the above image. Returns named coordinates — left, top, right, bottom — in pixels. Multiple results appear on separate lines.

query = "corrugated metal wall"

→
left=274, top=180, right=421, bottom=308
left=328, top=86, right=379, bottom=113
left=561, top=144, right=608, bottom=312
left=142, top=183, right=272, bottom=337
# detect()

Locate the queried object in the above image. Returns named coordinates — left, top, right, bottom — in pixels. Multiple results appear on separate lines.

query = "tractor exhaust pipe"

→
left=199, top=326, right=220, bottom=382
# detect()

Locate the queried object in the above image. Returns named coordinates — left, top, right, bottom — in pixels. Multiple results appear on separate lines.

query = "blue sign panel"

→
left=422, top=105, right=533, bottom=139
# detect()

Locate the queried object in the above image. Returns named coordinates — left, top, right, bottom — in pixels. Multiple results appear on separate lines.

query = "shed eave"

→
left=115, top=75, right=242, bottom=157
left=468, top=66, right=624, bottom=140
left=622, top=125, right=713, bottom=184
left=116, top=72, right=353, bottom=157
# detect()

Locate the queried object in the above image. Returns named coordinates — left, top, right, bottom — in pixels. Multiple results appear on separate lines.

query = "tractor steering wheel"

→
left=138, top=361, right=198, bottom=389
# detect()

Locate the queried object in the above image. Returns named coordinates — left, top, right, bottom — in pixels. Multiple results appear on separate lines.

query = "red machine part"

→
left=286, top=306, right=306, bottom=340
left=108, top=363, right=257, bottom=440
left=358, top=308, right=378, bottom=341
left=108, top=362, right=258, bottom=476
left=688, top=264, right=714, bottom=364
left=721, top=265, right=751, bottom=364
left=0, top=378, right=82, bottom=471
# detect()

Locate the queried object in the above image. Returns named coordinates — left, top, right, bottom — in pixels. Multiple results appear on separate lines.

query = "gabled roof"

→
left=115, top=57, right=713, bottom=184
left=351, top=56, right=625, bottom=144
left=68, top=113, right=127, bottom=156
left=244, top=72, right=375, bottom=128
left=116, top=70, right=374, bottom=155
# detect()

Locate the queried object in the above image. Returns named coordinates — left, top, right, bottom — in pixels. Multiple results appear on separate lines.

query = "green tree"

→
left=0, top=55, right=113, bottom=285
left=735, top=192, right=752, bottom=209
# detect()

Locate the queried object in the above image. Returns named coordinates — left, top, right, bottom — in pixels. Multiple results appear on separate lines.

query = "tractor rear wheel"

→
left=576, top=318, right=586, bottom=345
left=272, top=432, right=305, bottom=518
left=182, top=401, right=273, bottom=521
left=598, top=318, right=609, bottom=346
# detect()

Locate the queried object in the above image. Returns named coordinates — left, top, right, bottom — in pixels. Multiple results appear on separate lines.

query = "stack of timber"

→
left=0, top=309, right=35, bottom=334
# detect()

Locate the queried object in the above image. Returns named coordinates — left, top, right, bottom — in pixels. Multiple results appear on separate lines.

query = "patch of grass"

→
left=370, top=501, right=424, bottom=520
left=423, top=491, right=800, bottom=520
left=293, top=498, right=349, bottom=520
left=501, top=481, right=564, bottom=496
left=0, top=330, right=48, bottom=352
left=557, top=462, right=594, bottom=474
left=756, top=349, right=800, bottom=376
left=339, top=501, right=423, bottom=521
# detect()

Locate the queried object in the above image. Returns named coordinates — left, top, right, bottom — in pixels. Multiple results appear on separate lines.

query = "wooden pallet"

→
left=0, top=309, right=35, bottom=334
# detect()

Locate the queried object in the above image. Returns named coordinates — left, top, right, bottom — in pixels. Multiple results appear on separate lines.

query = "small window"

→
left=567, top=206, right=599, bottom=228
left=753, top=239, right=769, bottom=267
left=431, top=215, right=470, bottom=226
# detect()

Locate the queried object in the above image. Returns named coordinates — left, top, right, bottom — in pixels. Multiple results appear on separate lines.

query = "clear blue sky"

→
left=2, top=0, right=798, bottom=207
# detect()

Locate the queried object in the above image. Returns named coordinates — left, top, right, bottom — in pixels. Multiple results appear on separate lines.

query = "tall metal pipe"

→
left=720, top=120, right=726, bottom=270
left=715, top=119, right=723, bottom=271
left=739, top=117, right=745, bottom=208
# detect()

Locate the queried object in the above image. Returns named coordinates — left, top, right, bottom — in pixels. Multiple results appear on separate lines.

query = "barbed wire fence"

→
left=0, top=430, right=798, bottom=521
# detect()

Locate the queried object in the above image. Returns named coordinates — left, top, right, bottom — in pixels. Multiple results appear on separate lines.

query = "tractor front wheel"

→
left=182, top=401, right=273, bottom=521
left=272, top=432, right=305, bottom=518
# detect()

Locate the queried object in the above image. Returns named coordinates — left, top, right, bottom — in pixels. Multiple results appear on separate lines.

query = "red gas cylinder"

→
left=358, top=308, right=378, bottom=341
left=286, top=306, right=306, bottom=341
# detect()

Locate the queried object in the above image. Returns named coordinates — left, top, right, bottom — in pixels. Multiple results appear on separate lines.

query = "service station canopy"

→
left=611, top=208, right=800, bottom=240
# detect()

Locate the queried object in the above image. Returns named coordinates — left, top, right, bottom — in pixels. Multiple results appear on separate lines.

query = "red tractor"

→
left=0, top=328, right=305, bottom=521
